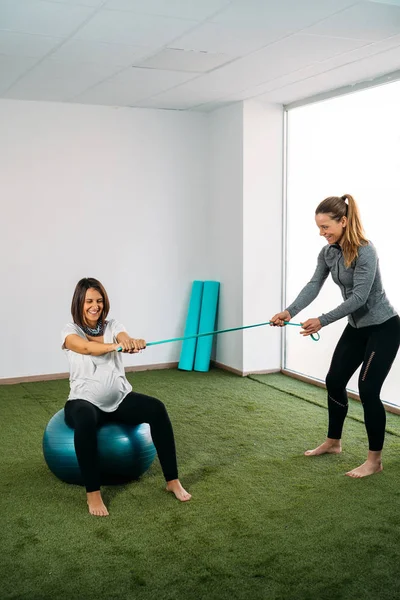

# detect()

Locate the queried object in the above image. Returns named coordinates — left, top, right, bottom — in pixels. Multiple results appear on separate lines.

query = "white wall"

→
left=208, top=103, right=244, bottom=372
left=1, top=97, right=284, bottom=380
left=243, top=101, right=283, bottom=373
left=0, top=99, right=210, bottom=379
left=208, top=100, right=283, bottom=373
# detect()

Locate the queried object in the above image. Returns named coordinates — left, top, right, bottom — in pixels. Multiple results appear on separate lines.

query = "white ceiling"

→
left=1, top=0, right=400, bottom=112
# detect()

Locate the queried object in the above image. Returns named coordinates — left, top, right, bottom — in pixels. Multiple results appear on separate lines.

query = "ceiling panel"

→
left=171, top=21, right=284, bottom=55
left=220, top=65, right=319, bottom=103
left=74, top=9, right=199, bottom=45
left=206, top=32, right=400, bottom=106
left=3, top=59, right=122, bottom=101
left=296, top=31, right=400, bottom=80
left=179, top=29, right=400, bottom=109
left=103, top=0, right=232, bottom=20
left=210, top=0, right=358, bottom=31
left=50, top=39, right=151, bottom=66
left=72, top=67, right=197, bottom=105
left=259, top=43, right=400, bottom=104
left=0, top=55, right=38, bottom=94
left=304, top=2, right=400, bottom=41
left=0, top=0, right=94, bottom=36
left=0, top=31, right=63, bottom=58
left=45, top=0, right=105, bottom=6
left=191, top=100, right=232, bottom=112
left=134, top=96, right=201, bottom=111
left=171, top=33, right=373, bottom=99
left=133, top=83, right=224, bottom=110
left=369, top=0, right=400, bottom=5
left=137, top=48, right=233, bottom=72
left=239, top=32, right=400, bottom=100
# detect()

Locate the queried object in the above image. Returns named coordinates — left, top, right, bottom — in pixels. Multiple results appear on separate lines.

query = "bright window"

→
left=285, top=81, right=400, bottom=406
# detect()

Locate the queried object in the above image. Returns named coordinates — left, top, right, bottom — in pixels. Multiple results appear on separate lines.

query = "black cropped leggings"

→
left=64, top=392, right=178, bottom=493
left=326, top=316, right=400, bottom=451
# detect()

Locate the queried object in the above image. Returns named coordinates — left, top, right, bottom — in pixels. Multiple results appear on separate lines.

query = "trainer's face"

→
left=316, top=213, right=347, bottom=246
left=83, top=288, right=103, bottom=327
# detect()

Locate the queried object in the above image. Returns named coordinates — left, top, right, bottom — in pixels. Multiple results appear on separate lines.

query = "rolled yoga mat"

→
left=178, top=280, right=204, bottom=371
left=194, top=280, right=220, bottom=372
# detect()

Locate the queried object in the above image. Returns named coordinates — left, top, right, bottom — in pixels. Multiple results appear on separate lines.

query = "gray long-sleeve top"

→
left=286, top=242, right=397, bottom=328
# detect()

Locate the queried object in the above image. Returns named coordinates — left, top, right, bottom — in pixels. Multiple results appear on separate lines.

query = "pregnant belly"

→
left=87, top=371, right=125, bottom=406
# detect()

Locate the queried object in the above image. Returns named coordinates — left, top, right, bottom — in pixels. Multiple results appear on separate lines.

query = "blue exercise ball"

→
left=43, top=409, right=156, bottom=486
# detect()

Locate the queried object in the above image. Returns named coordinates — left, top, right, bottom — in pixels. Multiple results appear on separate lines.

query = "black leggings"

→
left=326, top=315, right=400, bottom=451
left=64, top=392, right=178, bottom=493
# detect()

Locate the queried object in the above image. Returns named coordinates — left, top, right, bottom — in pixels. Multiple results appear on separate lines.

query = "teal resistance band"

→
left=117, top=320, right=320, bottom=352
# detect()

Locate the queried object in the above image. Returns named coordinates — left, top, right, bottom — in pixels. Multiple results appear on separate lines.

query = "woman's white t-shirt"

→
left=61, top=319, right=132, bottom=412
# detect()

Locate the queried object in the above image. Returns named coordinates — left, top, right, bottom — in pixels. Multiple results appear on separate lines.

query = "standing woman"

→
left=271, top=194, right=400, bottom=478
left=62, top=277, right=191, bottom=516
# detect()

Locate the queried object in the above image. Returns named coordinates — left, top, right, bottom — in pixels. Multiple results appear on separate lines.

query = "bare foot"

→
left=346, top=451, right=383, bottom=478
left=304, top=438, right=342, bottom=456
left=166, top=479, right=192, bottom=502
left=87, top=491, right=109, bottom=516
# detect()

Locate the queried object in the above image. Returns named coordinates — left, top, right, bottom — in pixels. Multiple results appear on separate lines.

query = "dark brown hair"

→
left=71, top=278, right=110, bottom=329
left=315, top=194, right=368, bottom=267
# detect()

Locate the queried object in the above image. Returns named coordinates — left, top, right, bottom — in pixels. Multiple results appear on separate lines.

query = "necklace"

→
left=82, top=319, right=107, bottom=337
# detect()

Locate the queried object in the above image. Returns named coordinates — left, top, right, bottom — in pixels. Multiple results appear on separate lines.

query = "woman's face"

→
left=315, top=213, right=346, bottom=246
left=83, top=288, right=104, bottom=326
